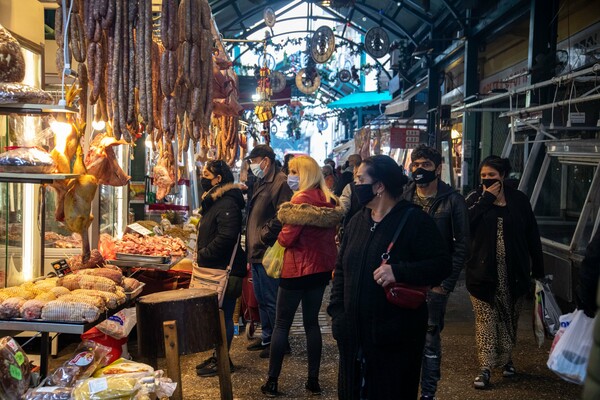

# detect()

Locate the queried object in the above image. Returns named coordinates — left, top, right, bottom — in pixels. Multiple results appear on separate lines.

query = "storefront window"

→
left=535, top=156, right=596, bottom=247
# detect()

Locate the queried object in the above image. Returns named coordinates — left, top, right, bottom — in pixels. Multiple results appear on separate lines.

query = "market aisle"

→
left=43, top=283, right=583, bottom=399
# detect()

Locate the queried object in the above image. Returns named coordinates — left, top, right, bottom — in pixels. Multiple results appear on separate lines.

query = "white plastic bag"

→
left=547, top=309, right=595, bottom=384
left=96, top=308, right=137, bottom=339
left=550, top=311, right=576, bottom=354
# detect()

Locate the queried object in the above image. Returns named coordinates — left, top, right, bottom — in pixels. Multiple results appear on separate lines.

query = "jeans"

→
left=268, top=285, right=326, bottom=379
left=222, top=294, right=237, bottom=349
left=251, top=263, right=279, bottom=343
left=420, top=290, right=449, bottom=397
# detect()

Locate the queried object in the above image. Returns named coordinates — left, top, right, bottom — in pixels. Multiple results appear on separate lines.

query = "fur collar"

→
left=277, top=201, right=345, bottom=228
left=204, top=183, right=244, bottom=201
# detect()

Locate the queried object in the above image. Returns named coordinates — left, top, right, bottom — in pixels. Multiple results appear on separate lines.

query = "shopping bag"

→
left=550, top=311, right=576, bottom=354
left=263, top=241, right=285, bottom=279
left=547, top=309, right=595, bottom=384
left=540, top=277, right=562, bottom=337
left=533, top=281, right=545, bottom=347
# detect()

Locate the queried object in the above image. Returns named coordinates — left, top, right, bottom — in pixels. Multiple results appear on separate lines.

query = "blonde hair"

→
left=289, top=156, right=338, bottom=204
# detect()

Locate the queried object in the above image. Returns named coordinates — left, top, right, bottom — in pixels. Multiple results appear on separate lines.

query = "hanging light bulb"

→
left=91, top=119, right=106, bottom=131
left=50, top=118, right=72, bottom=151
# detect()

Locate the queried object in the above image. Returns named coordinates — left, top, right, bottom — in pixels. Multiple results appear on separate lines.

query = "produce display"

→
left=110, top=233, right=187, bottom=257
left=0, top=267, right=141, bottom=323
left=45, top=232, right=82, bottom=249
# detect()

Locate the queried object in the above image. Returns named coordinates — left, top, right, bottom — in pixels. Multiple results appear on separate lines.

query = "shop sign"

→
left=127, top=222, right=154, bottom=236
left=51, top=259, right=72, bottom=277
left=390, top=127, right=422, bottom=149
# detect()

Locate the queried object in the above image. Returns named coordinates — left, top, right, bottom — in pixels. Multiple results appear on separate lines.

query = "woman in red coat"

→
left=261, top=155, right=344, bottom=397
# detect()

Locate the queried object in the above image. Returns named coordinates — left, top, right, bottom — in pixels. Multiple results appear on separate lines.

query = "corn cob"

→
left=60, top=294, right=107, bottom=312
left=0, top=297, right=27, bottom=318
left=58, top=275, right=117, bottom=293
left=50, top=286, right=71, bottom=297
left=77, top=267, right=123, bottom=285
left=35, top=292, right=57, bottom=301
left=41, top=300, right=100, bottom=323
left=20, top=299, right=48, bottom=320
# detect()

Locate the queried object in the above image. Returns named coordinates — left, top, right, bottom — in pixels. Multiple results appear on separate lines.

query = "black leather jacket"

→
left=402, top=180, right=470, bottom=292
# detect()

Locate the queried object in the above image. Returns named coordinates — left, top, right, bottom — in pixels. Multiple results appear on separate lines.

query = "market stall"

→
left=0, top=0, right=238, bottom=397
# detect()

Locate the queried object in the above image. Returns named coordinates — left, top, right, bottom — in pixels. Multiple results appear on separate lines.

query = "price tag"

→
left=14, top=351, right=24, bottom=366
left=127, top=223, right=154, bottom=236
left=51, top=259, right=72, bottom=277
left=9, top=364, right=22, bottom=380
left=88, top=377, right=108, bottom=394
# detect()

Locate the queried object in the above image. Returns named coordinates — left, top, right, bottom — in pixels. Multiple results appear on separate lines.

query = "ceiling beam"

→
left=439, top=0, right=465, bottom=30
left=395, top=1, right=432, bottom=25
left=230, top=28, right=392, bottom=79
left=355, top=1, right=417, bottom=45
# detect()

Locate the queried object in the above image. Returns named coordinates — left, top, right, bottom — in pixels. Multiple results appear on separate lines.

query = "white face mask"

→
left=287, top=175, right=300, bottom=191
left=250, top=159, right=265, bottom=178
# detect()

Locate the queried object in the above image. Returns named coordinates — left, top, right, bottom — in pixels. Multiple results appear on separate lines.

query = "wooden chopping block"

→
left=136, top=288, right=221, bottom=360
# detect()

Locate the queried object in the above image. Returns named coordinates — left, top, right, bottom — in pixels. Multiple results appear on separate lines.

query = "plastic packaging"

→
left=47, top=341, right=111, bottom=387
left=96, top=308, right=137, bottom=339
left=71, top=375, right=141, bottom=400
left=93, top=358, right=154, bottom=378
left=23, top=386, right=73, bottom=400
left=263, top=241, right=285, bottom=278
left=0, top=146, right=55, bottom=173
left=0, top=336, right=31, bottom=400
left=0, top=82, right=53, bottom=104
left=547, top=309, right=596, bottom=384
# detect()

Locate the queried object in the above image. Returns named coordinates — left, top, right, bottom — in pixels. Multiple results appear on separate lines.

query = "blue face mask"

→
left=287, top=175, right=300, bottom=191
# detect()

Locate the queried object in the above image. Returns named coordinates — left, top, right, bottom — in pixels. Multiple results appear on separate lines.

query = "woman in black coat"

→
left=195, top=160, right=247, bottom=377
left=465, top=156, right=544, bottom=389
left=328, top=155, right=452, bottom=400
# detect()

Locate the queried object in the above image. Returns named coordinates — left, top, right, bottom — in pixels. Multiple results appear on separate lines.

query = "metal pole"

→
left=500, top=93, right=600, bottom=118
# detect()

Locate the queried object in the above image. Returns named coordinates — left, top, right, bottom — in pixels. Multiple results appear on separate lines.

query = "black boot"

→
left=305, top=377, right=322, bottom=395
left=261, top=377, right=283, bottom=397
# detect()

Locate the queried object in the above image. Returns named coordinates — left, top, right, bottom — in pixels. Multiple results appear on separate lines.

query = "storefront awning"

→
left=327, top=91, right=391, bottom=109
left=385, top=79, right=428, bottom=115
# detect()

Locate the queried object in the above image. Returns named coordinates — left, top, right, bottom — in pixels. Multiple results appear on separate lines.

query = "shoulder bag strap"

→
left=226, top=234, right=241, bottom=273
left=380, top=208, right=414, bottom=266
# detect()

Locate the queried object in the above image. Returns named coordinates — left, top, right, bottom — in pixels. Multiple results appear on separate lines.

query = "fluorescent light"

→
left=22, top=184, right=35, bottom=281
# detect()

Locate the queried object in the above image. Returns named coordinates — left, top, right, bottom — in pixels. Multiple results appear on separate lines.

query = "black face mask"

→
left=355, top=183, right=377, bottom=206
left=200, top=177, right=215, bottom=192
left=412, top=168, right=437, bottom=184
left=481, top=178, right=501, bottom=189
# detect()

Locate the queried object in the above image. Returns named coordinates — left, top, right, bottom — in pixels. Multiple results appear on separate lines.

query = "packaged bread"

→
left=71, top=375, right=141, bottom=400
left=0, top=336, right=31, bottom=400
left=47, top=341, right=110, bottom=387
left=93, top=358, right=153, bottom=378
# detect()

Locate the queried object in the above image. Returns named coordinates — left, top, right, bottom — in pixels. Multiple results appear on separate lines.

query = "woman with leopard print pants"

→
left=465, top=156, right=544, bottom=389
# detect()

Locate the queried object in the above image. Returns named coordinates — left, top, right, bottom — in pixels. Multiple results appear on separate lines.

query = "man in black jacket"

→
left=401, top=145, right=470, bottom=400
left=246, top=145, right=293, bottom=358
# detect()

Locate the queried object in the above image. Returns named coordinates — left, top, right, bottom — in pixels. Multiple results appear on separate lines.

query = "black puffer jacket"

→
left=245, top=164, right=293, bottom=263
left=402, top=180, right=470, bottom=292
left=196, top=183, right=247, bottom=278
left=328, top=201, right=451, bottom=399
left=465, top=185, right=544, bottom=303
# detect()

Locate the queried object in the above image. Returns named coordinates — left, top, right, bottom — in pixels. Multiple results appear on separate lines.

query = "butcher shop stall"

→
left=0, top=0, right=244, bottom=398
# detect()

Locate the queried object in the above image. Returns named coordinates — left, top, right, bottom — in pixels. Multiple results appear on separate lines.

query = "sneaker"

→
left=197, top=359, right=235, bottom=377
left=195, top=356, right=216, bottom=371
left=305, top=378, right=322, bottom=395
left=473, top=369, right=491, bottom=389
left=261, top=379, right=284, bottom=397
left=503, top=362, right=516, bottom=377
left=247, top=339, right=270, bottom=351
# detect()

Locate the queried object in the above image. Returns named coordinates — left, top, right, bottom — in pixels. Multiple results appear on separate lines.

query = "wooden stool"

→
left=136, top=288, right=232, bottom=400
